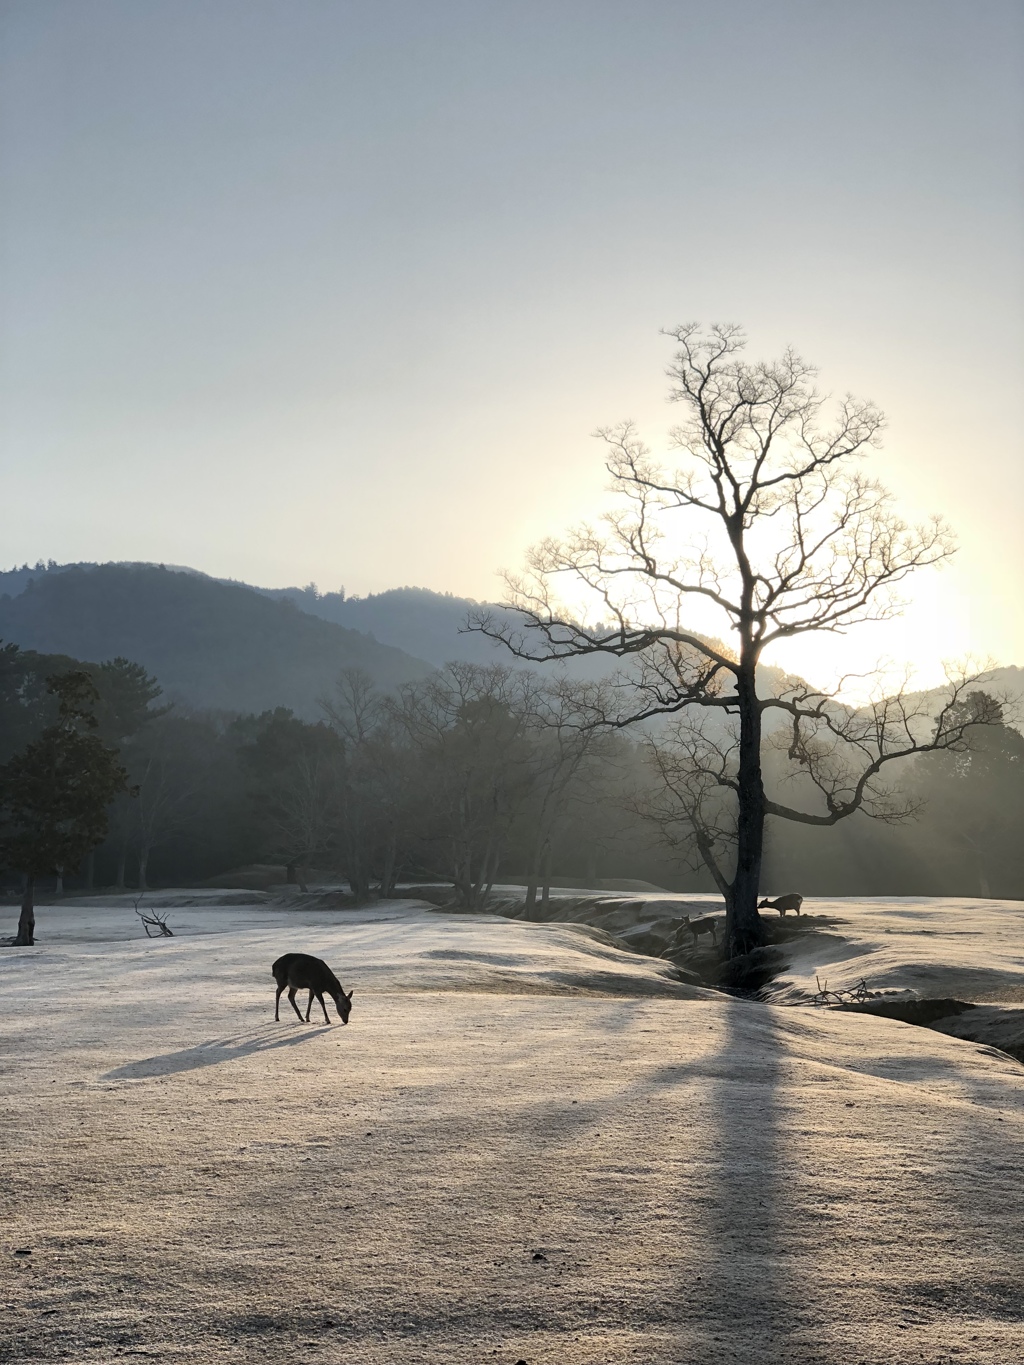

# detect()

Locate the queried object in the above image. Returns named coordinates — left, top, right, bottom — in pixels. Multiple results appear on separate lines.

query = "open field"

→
left=3, top=896, right=1024, bottom=1364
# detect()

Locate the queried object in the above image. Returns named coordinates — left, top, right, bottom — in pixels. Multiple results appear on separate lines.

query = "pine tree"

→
left=1, top=671, right=129, bottom=945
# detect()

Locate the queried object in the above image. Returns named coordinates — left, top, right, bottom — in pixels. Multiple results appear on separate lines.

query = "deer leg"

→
left=287, top=987, right=304, bottom=1022
left=275, top=984, right=285, bottom=1021
left=305, top=990, right=315, bottom=1022
left=318, top=992, right=332, bottom=1024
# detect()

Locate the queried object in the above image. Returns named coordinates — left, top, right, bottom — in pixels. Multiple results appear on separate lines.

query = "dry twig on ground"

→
left=134, top=897, right=173, bottom=937
left=811, top=975, right=871, bottom=1006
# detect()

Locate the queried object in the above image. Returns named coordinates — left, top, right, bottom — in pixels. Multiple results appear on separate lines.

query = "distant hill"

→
left=906, top=665, right=1024, bottom=735
left=991, top=666, right=1024, bottom=725
left=0, top=565, right=738, bottom=687
left=262, top=584, right=524, bottom=669
left=7, top=563, right=1008, bottom=724
left=0, top=565, right=432, bottom=716
left=0, top=566, right=531, bottom=673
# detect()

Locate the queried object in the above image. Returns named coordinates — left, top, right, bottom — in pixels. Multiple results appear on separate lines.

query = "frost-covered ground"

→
left=762, top=897, right=1024, bottom=1005
left=761, top=897, right=1024, bottom=1058
left=2, top=894, right=1024, bottom=1364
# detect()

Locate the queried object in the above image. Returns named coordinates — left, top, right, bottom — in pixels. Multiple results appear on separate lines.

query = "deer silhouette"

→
left=757, top=893, right=804, bottom=917
left=686, top=916, right=719, bottom=947
left=272, top=953, right=353, bottom=1025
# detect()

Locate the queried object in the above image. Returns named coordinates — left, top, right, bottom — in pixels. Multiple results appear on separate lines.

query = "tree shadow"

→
left=681, top=1001, right=798, bottom=1358
left=682, top=1006, right=1024, bottom=1358
left=102, top=1024, right=334, bottom=1080
left=427, top=996, right=799, bottom=1359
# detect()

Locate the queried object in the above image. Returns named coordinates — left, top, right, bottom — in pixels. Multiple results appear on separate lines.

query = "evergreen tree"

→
left=1, top=671, right=129, bottom=945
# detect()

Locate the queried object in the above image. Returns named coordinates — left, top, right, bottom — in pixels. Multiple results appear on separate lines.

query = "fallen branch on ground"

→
left=135, top=898, right=173, bottom=937
left=811, top=975, right=872, bottom=1006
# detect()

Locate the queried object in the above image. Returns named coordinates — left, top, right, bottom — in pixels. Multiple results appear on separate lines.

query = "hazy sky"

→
left=2, top=0, right=1022, bottom=684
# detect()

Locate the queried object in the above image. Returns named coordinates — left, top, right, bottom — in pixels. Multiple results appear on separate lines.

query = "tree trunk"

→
left=346, top=845, right=371, bottom=901
left=470, top=834, right=495, bottom=912
left=540, top=840, right=553, bottom=912
left=380, top=835, right=397, bottom=899
left=285, top=862, right=298, bottom=885
left=54, top=866, right=64, bottom=897
left=524, top=841, right=543, bottom=917
left=452, top=848, right=472, bottom=909
left=480, top=843, right=500, bottom=911
left=84, top=850, right=95, bottom=892
left=726, top=663, right=767, bottom=957
left=352, top=874, right=372, bottom=901
left=14, top=875, right=35, bottom=946
left=138, top=846, right=150, bottom=892
left=299, top=867, right=309, bottom=893
left=115, top=839, right=128, bottom=890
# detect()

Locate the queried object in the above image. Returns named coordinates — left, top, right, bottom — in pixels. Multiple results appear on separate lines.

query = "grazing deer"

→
left=757, top=893, right=804, bottom=917
left=687, top=916, right=719, bottom=947
left=272, top=953, right=353, bottom=1025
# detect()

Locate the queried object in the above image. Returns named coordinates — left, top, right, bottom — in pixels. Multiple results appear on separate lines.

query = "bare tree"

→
left=238, top=711, right=343, bottom=894
left=630, top=714, right=740, bottom=900
left=130, top=719, right=213, bottom=890
left=517, top=676, right=619, bottom=914
left=264, top=750, right=341, bottom=893
left=391, top=663, right=538, bottom=910
left=321, top=669, right=411, bottom=900
left=475, top=325, right=996, bottom=955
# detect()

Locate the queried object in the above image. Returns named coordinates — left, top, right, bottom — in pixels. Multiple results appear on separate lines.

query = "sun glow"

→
left=760, top=571, right=979, bottom=704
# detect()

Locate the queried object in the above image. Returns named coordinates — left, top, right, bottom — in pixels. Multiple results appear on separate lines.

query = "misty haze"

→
left=2, top=4, right=1023, bottom=1365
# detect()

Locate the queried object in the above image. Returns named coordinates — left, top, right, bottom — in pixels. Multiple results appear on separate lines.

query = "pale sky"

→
left=1, top=0, right=1022, bottom=684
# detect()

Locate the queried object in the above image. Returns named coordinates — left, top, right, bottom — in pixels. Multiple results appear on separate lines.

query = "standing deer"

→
left=686, top=916, right=720, bottom=947
left=272, top=953, right=353, bottom=1024
left=757, top=893, right=804, bottom=917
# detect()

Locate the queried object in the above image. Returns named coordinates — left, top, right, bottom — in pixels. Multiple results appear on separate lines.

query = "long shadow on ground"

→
left=102, top=1025, right=333, bottom=1079
left=690, top=1002, right=800, bottom=1360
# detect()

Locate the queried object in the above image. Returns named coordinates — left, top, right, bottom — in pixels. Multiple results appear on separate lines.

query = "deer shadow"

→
left=102, top=1024, right=333, bottom=1080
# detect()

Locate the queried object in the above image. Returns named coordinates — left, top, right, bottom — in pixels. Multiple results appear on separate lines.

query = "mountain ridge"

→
left=2, top=562, right=1020, bottom=725
left=0, top=564, right=432, bottom=717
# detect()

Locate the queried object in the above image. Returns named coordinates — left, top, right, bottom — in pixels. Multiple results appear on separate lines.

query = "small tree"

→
left=899, top=695, right=1024, bottom=898
left=392, top=663, right=538, bottom=909
left=129, top=716, right=215, bottom=890
left=89, top=656, right=165, bottom=889
left=516, top=676, right=619, bottom=914
left=91, top=657, right=167, bottom=744
left=1, top=672, right=129, bottom=945
left=239, top=710, right=343, bottom=892
left=476, top=325, right=998, bottom=956
left=321, top=669, right=413, bottom=900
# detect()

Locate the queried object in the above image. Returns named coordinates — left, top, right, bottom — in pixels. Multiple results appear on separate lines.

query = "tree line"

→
left=1, top=638, right=1021, bottom=949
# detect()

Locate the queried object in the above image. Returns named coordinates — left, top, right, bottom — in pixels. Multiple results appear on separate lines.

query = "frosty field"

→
left=2, top=895, right=1024, bottom=1364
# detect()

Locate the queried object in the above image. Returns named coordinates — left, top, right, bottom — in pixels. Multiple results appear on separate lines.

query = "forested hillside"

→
left=262, top=583, right=621, bottom=682
left=0, top=565, right=565, bottom=676
left=0, top=565, right=431, bottom=716
left=262, top=584, right=506, bottom=667
left=0, top=565, right=685, bottom=689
